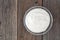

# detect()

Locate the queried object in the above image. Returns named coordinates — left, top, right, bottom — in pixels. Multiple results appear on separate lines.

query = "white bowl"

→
left=23, top=6, right=53, bottom=35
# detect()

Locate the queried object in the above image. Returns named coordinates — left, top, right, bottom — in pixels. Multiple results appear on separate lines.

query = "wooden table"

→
left=0, top=0, right=60, bottom=40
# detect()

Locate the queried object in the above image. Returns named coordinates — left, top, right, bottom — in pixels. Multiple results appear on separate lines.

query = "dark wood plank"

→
left=17, top=0, right=43, bottom=40
left=43, top=0, right=60, bottom=40
left=0, top=0, right=17, bottom=40
left=0, top=0, right=4, bottom=40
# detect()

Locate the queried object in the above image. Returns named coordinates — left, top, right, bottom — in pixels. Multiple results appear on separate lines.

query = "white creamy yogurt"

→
left=25, top=8, right=50, bottom=33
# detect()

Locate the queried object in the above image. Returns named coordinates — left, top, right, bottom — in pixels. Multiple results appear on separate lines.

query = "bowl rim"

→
left=23, top=6, right=53, bottom=35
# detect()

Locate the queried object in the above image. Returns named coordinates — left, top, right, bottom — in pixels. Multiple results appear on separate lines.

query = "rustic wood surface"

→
left=0, top=0, right=60, bottom=40
left=43, top=0, right=60, bottom=40
left=17, top=0, right=60, bottom=40
left=17, top=0, right=43, bottom=40
left=0, top=0, right=17, bottom=40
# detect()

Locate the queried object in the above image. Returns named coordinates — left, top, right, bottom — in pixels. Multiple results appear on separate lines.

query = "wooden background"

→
left=0, top=0, right=17, bottom=40
left=0, top=0, right=60, bottom=40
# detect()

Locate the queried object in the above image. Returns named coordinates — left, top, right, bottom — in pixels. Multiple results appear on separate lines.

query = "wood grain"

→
left=17, top=0, right=43, bottom=40
left=0, top=0, right=17, bottom=40
left=43, top=0, right=60, bottom=40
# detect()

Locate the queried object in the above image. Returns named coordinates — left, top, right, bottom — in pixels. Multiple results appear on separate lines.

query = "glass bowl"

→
left=23, top=6, right=53, bottom=35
